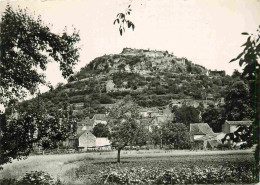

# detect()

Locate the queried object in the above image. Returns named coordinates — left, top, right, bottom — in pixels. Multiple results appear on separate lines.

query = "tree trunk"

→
left=117, top=148, right=121, bottom=163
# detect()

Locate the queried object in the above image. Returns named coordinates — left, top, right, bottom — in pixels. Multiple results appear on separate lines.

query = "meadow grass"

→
left=0, top=149, right=254, bottom=184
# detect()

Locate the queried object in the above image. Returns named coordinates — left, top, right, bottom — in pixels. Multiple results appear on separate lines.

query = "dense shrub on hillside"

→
left=69, top=95, right=85, bottom=104
left=99, top=94, right=114, bottom=104
left=107, top=91, right=131, bottom=99
left=136, top=95, right=169, bottom=107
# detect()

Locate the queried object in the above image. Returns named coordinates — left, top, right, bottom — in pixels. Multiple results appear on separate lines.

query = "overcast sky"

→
left=0, top=0, right=260, bottom=93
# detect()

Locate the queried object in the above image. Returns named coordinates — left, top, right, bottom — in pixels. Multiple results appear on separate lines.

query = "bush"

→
left=0, top=171, right=63, bottom=185
left=94, top=161, right=255, bottom=184
left=99, top=94, right=114, bottom=104
left=19, top=171, right=56, bottom=185
left=217, top=143, right=233, bottom=150
left=0, top=178, right=18, bottom=185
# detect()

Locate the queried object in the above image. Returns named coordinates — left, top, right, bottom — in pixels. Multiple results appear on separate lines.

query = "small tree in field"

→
left=107, top=97, right=148, bottom=163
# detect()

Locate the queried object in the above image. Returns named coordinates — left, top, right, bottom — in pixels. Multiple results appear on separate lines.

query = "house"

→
left=76, top=114, right=107, bottom=133
left=169, top=99, right=182, bottom=108
left=96, top=137, right=111, bottom=150
left=207, top=94, right=214, bottom=100
left=106, top=80, right=115, bottom=92
left=78, top=117, right=94, bottom=131
left=65, top=130, right=112, bottom=151
left=222, top=120, right=253, bottom=134
left=72, top=109, right=84, bottom=117
left=190, top=123, right=218, bottom=150
left=140, top=107, right=159, bottom=118
left=65, top=130, right=96, bottom=150
left=92, top=114, right=107, bottom=127
left=152, top=115, right=170, bottom=126
left=209, top=70, right=226, bottom=77
left=125, top=64, right=131, bottom=72
left=73, top=103, right=84, bottom=110
left=175, top=58, right=185, bottom=65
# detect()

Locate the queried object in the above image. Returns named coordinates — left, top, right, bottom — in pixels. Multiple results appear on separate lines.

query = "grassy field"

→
left=0, top=149, right=256, bottom=184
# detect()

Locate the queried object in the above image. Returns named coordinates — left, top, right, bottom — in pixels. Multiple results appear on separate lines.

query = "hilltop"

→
left=19, top=48, right=233, bottom=120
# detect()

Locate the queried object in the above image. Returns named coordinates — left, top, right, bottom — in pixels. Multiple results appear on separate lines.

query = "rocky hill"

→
left=19, top=48, right=233, bottom=120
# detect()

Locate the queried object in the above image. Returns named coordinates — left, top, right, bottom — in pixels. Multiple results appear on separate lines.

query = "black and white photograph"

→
left=0, top=0, right=259, bottom=184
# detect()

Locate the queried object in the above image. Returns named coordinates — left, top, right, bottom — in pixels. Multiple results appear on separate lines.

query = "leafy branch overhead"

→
left=0, top=5, right=81, bottom=105
left=114, top=4, right=135, bottom=36
left=230, top=27, right=260, bottom=80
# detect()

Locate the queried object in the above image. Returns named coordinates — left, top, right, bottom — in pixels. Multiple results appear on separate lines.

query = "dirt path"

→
left=0, top=149, right=253, bottom=181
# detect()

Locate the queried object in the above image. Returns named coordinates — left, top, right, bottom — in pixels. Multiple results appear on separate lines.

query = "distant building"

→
left=190, top=123, right=214, bottom=140
left=64, top=131, right=111, bottom=151
left=92, top=114, right=107, bottom=127
left=125, top=64, right=131, bottom=72
left=78, top=117, right=94, bottom=131
left=106, top=80, right=115, bottom=92
left=175, top=58, right=185, bottom=65
left=209, top=70, right=226, bottom=77
left=73, top=103, right=84, bottom=110
left=190, top=123, right=218, bottom=150
left=222, top=120, right=252, bottom=134
left=96, top=137, right=111, bottom=150
left=65, top=130, right=96, bottom=150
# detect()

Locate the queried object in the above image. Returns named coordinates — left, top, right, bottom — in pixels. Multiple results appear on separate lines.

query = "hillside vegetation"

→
left=18, top=48, right=233, bottom=121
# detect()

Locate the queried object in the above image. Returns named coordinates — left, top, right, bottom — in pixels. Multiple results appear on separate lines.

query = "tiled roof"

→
left=190, top=123, right=215, bottom=135
left=225, top=120, right=252, bottom=126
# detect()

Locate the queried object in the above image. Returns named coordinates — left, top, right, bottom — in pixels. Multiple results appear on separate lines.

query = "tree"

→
left=202, top=105, right=225, bottom=132
left=149, top=125, right=161, bottom=147
left=107, top=97, right=148, bottom=162
left=224, top=81, right=253, bottom=121
left=161, top=122, right=191, bottom=149
left=231, top=69, right=242, bottom=79
left=229, top=27, right=260, bottom=182
left=92, top=123, right=110, bottom=137
left=173, top=105, right=200, bottom=126
left=0, top=5, right=80, bottom=106
left=0, top=6, right=80, bottom=167
left=0, top=99, right=75, bottom=166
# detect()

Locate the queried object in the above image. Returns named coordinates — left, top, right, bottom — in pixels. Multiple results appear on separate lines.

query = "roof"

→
left=93, top=114, right=107, bottom=121
left=225, top=120, right=253, bottom=126
left=70, top=130, right=95, bottom=139
left=140, top=107, right=159, bottom=113
left=190, top=123, right=215, bottom=135
left=70, top=130, right=86, bottom=139
left=199, top=133, right=219, bottom=140
left=78, top=117, right=94, bottom=126
left=76, top=126, right=83, bottom=133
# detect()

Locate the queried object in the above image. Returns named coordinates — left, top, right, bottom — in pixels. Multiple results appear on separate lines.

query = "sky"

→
left=0, top=0, right=260, bottom=94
